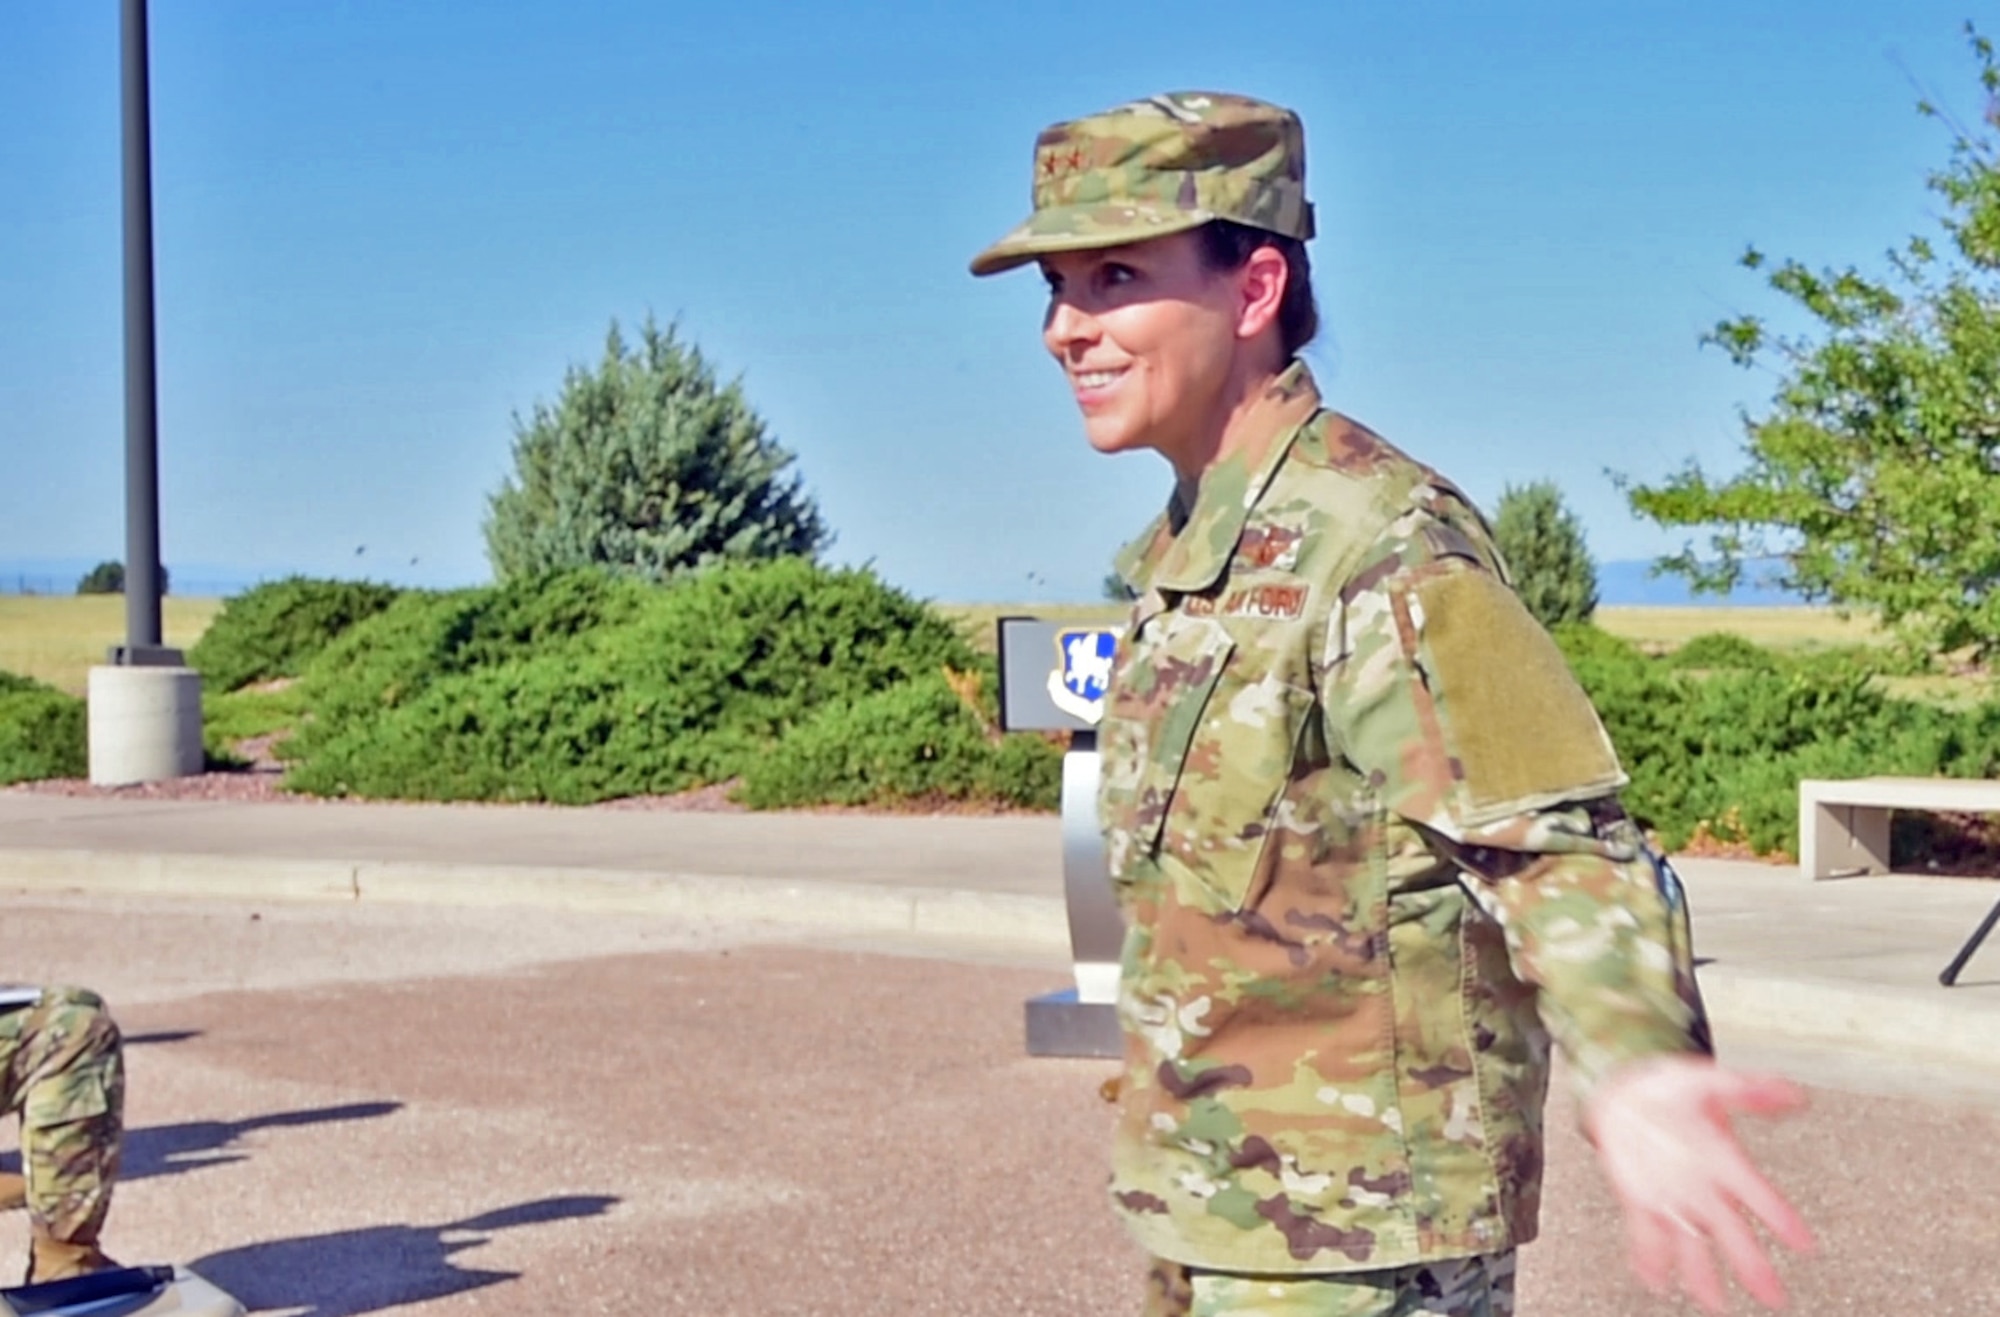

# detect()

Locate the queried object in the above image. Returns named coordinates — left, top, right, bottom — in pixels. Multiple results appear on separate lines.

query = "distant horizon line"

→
left=0, top=553, right=1808, bottom=608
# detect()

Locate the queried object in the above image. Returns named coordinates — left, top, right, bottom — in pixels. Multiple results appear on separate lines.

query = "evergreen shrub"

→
left=484, top=318, right=828, bottom=582
left=190, top=577, right=405, bottom=692
left=1493, top=481, right=1598, bottom=628
left=737, top=668, right=1062, bottom=810
left=0, top=673, right=86, bottom=785
left=282, top=559, right=1005, bottom=805
left=1555, top=627, right=2000, bottom=855
left=287, top=569, right=654, bottom=743
left=1664, top=632, right=1782, bottom=672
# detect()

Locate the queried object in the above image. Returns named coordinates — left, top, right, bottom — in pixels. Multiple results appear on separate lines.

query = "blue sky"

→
left=0, top=1, right=1985, bottom=602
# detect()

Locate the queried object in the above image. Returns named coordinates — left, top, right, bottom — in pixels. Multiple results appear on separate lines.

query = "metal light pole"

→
left=89, top=0, right=203, bottom=785
left=118, top=0, right=171, bottom=665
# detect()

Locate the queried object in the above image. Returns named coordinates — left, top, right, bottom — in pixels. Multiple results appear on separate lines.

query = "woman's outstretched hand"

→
left=1582, top=1055, right=1816, bottom=1312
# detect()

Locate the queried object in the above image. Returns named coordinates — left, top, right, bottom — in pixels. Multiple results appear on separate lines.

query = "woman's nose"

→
left=1044, top=297, right=1097, bottom=355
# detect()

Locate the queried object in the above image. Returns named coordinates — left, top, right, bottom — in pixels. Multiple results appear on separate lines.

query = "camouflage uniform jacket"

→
left=1100, top=361, right=1707, bottom=1275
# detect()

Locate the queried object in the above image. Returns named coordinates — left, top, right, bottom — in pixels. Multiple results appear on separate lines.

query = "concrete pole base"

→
left=87, top=665, right=204, bottom=786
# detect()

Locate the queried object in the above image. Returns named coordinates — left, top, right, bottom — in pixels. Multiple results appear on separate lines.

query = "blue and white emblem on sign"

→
left=1048, top=628, right=1119, bottom=725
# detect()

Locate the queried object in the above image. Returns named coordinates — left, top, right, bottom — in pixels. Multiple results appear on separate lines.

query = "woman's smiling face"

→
left=1038, top=232, right=1247, bottom=473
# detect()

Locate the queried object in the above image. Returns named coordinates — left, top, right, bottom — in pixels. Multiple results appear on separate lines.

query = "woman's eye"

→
left=1101, top=263, right=1138, bottom=286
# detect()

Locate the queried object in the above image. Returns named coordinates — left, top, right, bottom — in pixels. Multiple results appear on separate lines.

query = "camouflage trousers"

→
left=0, top=987, right=123, bottom=1244
left=1145, top=1252, right=1517, bottom=1317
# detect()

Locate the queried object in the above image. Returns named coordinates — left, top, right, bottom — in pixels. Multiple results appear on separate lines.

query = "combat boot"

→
left=25, top=1227, right=118, bottom=1284
left=0, top=1172, right=23, bottom=1211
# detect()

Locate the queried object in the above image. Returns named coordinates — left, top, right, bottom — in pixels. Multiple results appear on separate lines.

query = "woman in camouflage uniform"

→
left=970, top=93, right=1814, bottom=1317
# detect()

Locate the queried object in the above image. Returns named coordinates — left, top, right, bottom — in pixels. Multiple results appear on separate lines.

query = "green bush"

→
left=737, top=670, right=1062, bottom=810
left=203, top=685, right=308, bottom=763
left=289, top=653, right=695, bottom=803
left=288, top=588, right=480, bottom=735
left=1808, top=641, right=1934, bottom=678
left=1554, top=624, right=2000, bottom=854
left=1552, top=622, right=1648, bottom=670
left=190, top=577, right=404, bottom=692
left=1664, top=632, right=1781, bottom=672
left=0, top=674, right=86, bottom=785
left=592, top=556, right=973, bottom=739
left=288, top=569, right=654, bottom=740
left=284, top=559, right=982, bottom=804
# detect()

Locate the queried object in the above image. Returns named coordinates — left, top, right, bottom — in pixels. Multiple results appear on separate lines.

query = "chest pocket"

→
left=1099, top=612, right=1312, bottom=914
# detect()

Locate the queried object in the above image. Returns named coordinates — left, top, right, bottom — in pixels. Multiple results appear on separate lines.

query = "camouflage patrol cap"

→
left=969, top=91, right=1314, bottom=278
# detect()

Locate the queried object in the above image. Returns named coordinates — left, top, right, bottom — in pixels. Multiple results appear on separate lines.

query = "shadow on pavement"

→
left=122, top=1030, right=203, bottom=1047
left=189, top=1195, right=619, bottom=1317
left=120, top=1101, right=403, bottom=1182
left=0, top=1103, right=403, bottom=1184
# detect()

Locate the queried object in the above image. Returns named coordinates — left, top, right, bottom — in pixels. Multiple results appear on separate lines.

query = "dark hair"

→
left=1194, top=220, right=1319, bottom=359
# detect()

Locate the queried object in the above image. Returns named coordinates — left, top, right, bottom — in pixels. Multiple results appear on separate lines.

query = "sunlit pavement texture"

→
left=0, top=895, right=1995, bottom=1316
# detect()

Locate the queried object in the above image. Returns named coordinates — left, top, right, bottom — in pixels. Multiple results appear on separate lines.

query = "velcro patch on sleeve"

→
left=1410, top=567, right=1625, bottom=822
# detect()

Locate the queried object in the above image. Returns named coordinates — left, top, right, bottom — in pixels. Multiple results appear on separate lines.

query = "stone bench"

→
left=1797, top=776, right=2000, bottom=984
left=1798, top=776, right=2000, bottom=880
left=1800, top=772, right=2000, bottom=980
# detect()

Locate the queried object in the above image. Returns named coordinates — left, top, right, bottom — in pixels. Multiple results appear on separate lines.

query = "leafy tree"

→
left=1102, top=570, right=1139, bottom=603
left=1492, top=480, right=1598, bottom=628
left=484, top=317, right=829, bottom=583
left=1625, top=26, right=2000, bottom=659
left=74, top=560, right=168, bottom=596
left=75, top=561, right=123, bottom=595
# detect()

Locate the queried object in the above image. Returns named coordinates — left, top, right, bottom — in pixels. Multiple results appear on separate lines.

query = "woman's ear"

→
left=1235, top=245, right=1289, bottom=344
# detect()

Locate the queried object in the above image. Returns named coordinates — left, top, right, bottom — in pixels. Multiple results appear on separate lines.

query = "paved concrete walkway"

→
left=9, top=896, right=1992, bottom=1315
left=2, top=791, right=1995, bottom=1073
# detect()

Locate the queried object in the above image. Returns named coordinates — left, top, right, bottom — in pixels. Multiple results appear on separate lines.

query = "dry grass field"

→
left=953, top=602, right=1883, bottom=654
left=0, top=595, right=1895, bottom=692
left=0, top=595, right=223, bottom=695
left=939, top=602, right=1129, bottom=653
left=1594, top=604, right=1884, bottom=652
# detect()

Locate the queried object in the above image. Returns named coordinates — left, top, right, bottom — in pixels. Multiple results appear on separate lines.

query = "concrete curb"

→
left=1695, top=966, right=2000, bottom=1076
left=3, top=847, right=1991, bottom=1075
left=0, top=847, right=1073, bottom=957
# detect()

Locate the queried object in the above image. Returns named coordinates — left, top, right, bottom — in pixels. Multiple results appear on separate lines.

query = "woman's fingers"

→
left=1624, top=1204, right=1676, bottom=1296
left=1706, top=1074, right=1818, bottom=1257
left=1719, top=1156, right=1817, bottom=1256
left=1701, top=1197, right=1792, bottom=1310
left=1672, top=1216, right=1728, bottom=1315
left=1635, top=1193, right=1802, bottom=1314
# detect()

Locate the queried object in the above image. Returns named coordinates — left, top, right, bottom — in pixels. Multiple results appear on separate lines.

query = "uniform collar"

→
left=1114, top=360, right=1323, bottom=599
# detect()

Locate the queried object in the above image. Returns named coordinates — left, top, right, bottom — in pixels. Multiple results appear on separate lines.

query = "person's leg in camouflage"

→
left=1144, top=1252, right=1517, bottom=1317
left=0, top=987, right=125, bottom=1283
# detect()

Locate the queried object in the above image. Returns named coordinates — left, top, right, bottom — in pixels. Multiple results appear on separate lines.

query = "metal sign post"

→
left=118, top=0, right=176, bottom=668
left=88, top=0, right=205, bottom=787
left=997, top=617, right=1125, bottom=1058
